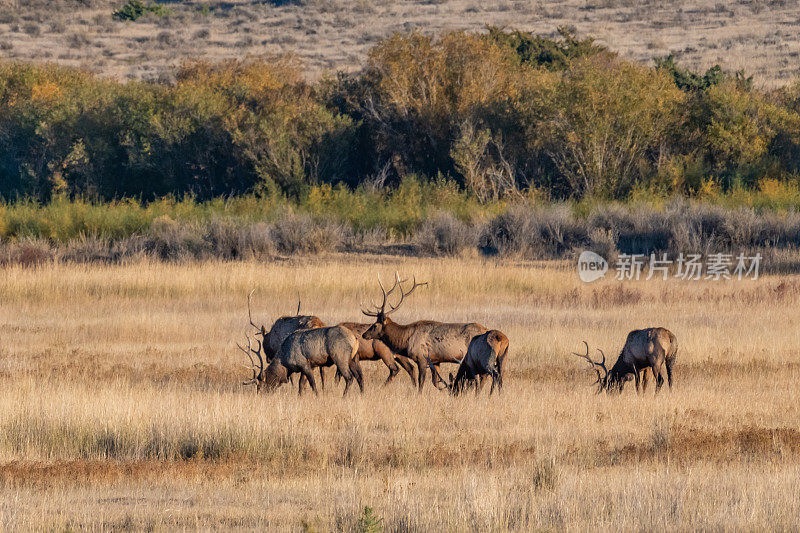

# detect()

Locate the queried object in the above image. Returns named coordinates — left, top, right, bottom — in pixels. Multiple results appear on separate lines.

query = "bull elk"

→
left=247, top=290, right=328, bottom=387
left=361, top=273, right=500, bottom=392
left=429, top=329, right=509, bottom=395
left=243, top=325, right=364, bottom=396
left=573, top=327, right=677, bottom=394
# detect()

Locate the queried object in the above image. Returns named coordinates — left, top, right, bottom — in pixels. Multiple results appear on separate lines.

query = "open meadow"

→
left=0, top=255, right=799, bottom=529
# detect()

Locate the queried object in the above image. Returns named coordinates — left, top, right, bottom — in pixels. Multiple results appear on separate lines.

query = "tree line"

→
left=2, top=27, right=800, bottom=203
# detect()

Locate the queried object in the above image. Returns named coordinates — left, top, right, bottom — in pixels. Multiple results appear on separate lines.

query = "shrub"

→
left=61, top=234, right=115, bottom=263
left=270, top=213, right=347, bottom=254
left=113, top=0, right=171, bottom=22
left=356, top=506, right=384, bottom=533
left=481, top=204, right=589, bottom=259
left=539, top=56, right=684, bottom=199
left=487, top=26, right=605, bottom=70
left=0, top=238, right=54, bottom=266
left=415, top=211, right=477, bottom=256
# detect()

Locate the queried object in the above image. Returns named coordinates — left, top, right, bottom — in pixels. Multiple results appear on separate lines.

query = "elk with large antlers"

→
left=573, top=327, right=678, bottom=394
left=243, top=325, right=364, bottom=396
left=361, top=273, right=499, bottom=391
left=429, top=329, right=509, bottom=395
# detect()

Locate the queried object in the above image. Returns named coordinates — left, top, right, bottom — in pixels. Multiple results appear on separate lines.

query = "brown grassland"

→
left=0, top=255, right=799, bottom=529
left=3, top=0, right=800, bottom=85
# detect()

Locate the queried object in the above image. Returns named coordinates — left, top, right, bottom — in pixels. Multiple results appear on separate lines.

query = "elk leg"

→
left=655, top=364, right=667, bottom=395
left=431, top=363, right=444, bottom=388
left=641, top=368, right=649, bottom=393
left=496, top=356, right=505, bottom=389
left=396, top=356, right=416, bottom=386
left=349, top=358, right=365, bottom=394
left=373, top=341, right=400, bottom=386
left=333, top=358, right=357, bottom=396
left=475, top=374, right=487, bottom=395
left=489, top=370, right=501, bottom=395
left=319, top=366, right=326, bottom=391
left=299, top=367, right=318, bottom=396
left=648, top=356, right=666, bottom=395
left=665, top=360, right=674, bottom=390
left=632, top=362, right=641, bottom=394
left=414, top=355, right=427, bottom=392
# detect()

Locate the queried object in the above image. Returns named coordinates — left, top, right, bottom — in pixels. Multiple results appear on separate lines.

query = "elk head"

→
left=260, top=358, right=289, bottom=392
left=606, top=358, right=636, bottom=393
left=361, top=272, right=426, bottom=340
left=239, top=333, right=289, bottom=393
left=572, top=341, right=609, bottom=394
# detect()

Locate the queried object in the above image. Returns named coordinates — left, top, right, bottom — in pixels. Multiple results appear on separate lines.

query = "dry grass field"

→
left=2, top=0, right=800, bottom=85
left=1, top=255, right=799, bottom=529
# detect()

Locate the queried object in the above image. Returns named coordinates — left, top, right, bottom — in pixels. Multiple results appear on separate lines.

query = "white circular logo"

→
left=577, top=251, right=608, bottom=283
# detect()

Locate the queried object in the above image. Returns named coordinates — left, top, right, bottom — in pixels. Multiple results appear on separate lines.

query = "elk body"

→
left=361, top=274, right=492, bottom=391
left=430, top=329, right=509, bottom=395
left=340, top=322, right=417, bottom=386
left=251, top=325, right=364, bottom=396
left=574, top=327, right=677, bottom=394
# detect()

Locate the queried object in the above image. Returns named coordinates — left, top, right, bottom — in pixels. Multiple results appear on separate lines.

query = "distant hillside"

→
left=1, top=0, right=799, bottom=85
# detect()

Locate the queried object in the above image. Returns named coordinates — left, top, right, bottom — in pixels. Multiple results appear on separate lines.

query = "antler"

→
left=386, top=274, right=427, bottom=316
left=247, top=289, right=269, bottom=343
left=595, top=348, right=608, bottom=382
left=238, top=333, right=264, bottom=385
left=572, top=341, right=608, bottom=390
left=361, top=271, right=402, bottom=317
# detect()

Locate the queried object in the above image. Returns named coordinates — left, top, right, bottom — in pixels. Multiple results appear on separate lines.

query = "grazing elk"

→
left=429, top=329, right=509, bottom=396
left=243, top=325, right=364, bottom=396
left=573, top=327, right=677, bottom=394
left=361, top=273, right=494, bottom=391
left=246, top=290, right=329, bottom=387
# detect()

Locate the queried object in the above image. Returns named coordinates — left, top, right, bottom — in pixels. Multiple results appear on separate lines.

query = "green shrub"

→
left=487, top=26, right=605, bottom=70
left=355, top=506, right=383, bottom=533
left=538, top=55, right=685, bottom=199
left=113, top=0, right=171, bottom=22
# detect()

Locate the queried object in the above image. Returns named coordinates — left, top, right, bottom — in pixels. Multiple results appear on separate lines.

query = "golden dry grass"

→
left=1, top=255, right=800, bottom=529
left=2, top=0, right=800, bottom=86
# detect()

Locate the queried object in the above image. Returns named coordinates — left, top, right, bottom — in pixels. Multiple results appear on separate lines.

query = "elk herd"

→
left=239, top=273, right=677, bottom=397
